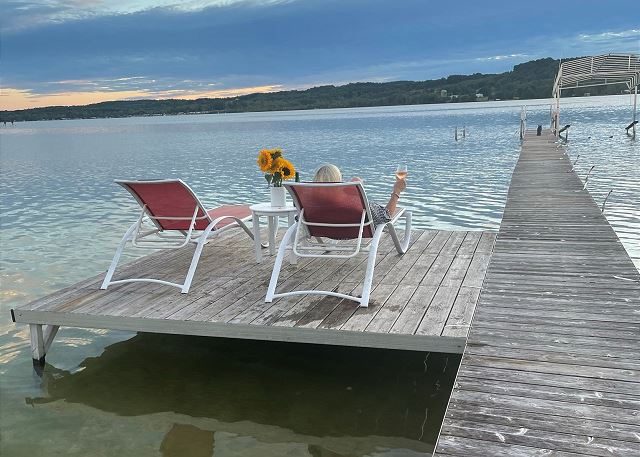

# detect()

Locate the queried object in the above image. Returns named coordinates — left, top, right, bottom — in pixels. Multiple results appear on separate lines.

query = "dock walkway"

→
left=433, top=132, right=640, bottom=456
left=12, top=228, right=495, bottom=358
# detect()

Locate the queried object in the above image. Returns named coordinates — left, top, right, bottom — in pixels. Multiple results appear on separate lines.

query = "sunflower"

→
left=278, top=158, right=296, bottom=180
left=270, top=156, right=285, bottom=174
left=257, top=149, right=273, bottom=172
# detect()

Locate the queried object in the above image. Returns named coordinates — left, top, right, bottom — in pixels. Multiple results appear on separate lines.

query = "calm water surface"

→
left=1, top=97, right=638, bottom=456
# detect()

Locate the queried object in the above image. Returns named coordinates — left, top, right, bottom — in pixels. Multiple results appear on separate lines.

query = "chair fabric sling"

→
left=265, top=182, right=412, bottom=307
left=285, top=183, right=375, bottom=239
left=100, top=179, right=254, bottom=293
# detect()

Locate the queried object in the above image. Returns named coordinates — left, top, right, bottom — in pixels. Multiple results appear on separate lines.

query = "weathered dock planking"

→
left=433, top=131, right=640, bottom=456
left=11, top=228, right=495, bottom=360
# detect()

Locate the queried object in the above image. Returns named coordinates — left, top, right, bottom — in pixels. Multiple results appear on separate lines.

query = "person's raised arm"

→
left=386, top=178, right=406, bottom=215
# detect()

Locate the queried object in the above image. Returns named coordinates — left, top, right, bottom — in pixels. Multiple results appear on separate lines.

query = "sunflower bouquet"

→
left=257, top=148, right=299, bottom=186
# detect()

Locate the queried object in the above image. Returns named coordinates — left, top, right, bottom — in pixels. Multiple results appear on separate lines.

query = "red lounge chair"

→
left=265, top=182, right=412, bottom=307
left=101, top=179, right=253, bottom=293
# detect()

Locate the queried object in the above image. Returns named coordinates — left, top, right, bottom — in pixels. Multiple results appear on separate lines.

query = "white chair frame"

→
left=100, top=179, right=254, bottom=294
left=265, top=182, right=412, bottom=307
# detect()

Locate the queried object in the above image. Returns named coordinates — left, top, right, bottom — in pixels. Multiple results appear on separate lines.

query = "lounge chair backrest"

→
left=116, top=179, right=210, bottom=230
left=284, top=182, right=375, bottom=239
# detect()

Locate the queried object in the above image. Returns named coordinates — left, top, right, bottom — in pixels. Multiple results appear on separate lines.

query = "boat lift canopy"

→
left=552, top=53, right=640, bottom=137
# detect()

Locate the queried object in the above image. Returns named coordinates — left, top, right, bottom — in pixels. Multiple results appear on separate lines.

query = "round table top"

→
left=250, top=202, right=297, bottom=214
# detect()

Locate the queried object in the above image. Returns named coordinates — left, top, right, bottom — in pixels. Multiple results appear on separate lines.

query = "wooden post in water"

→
left=582, top=165, right=595, bottom=190
left=633, top=85, right=637, bottom=138
left=601, top=189, right=613, bottom=214
left=567, top=154, right=580, bottom=173
left=624, top=86, right=637, bottom=137
left=551, top=65, right=562, bottom=136
left=519, top=106, right=527, bottom=140
left=558, top=124, right=571, bottom=142
left=454, top=126, right=458, bottom=141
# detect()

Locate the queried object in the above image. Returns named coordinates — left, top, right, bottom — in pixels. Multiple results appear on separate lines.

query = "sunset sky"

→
left=1, top=0, right=638, bottom=110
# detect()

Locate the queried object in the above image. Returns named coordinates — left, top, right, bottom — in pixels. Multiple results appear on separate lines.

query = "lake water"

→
left=1, top=96, right=638, bottom=456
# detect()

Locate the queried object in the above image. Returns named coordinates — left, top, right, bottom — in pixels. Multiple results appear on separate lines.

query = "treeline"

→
left=0, top=57, right=626, bottom=122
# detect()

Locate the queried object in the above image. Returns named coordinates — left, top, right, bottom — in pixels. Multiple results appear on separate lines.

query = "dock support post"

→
left=601, top=189, right=613, bottom=214
left=582, top=165, right=595, bottom=190
left=554, top=94, right=561, bottom=136
left=551, top=66, right=561, bottom=136
left=633, top=85, right=637, bottom=138
left=29, top=324, right=59, bottom=367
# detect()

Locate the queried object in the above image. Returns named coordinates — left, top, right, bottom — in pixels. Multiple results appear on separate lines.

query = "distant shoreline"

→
left=1, top=57, right=628, bottom=123
left=0, top=94, right=627, bottom=124
left=1, top=94, right=631, bottom=126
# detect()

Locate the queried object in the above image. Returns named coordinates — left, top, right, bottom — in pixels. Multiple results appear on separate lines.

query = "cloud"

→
left=0, top=0, right=293, bottom=32
left=1, top=87, right=153, bottom=110
left=532, top=28, right=640, bottom=60
left=578, top=28, right=640, bottom=43
left=574, top=29, right=640, bottom=54
left=0, top=84, right=282, bottom=110
left=2, top=0, right=639, bottom=110
left=476, top=54, right=528, bottom=62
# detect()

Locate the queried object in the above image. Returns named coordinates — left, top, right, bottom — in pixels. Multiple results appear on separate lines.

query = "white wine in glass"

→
left=395, top=165, right=408, bottom=180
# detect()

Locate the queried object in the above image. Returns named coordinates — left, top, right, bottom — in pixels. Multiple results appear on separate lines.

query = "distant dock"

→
left=12, top=229, right=495, bottom=360
left=433, top=131, right=640, bottom=456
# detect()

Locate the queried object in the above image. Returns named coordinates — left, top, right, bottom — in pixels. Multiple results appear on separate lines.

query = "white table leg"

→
left=253, top=212, right=262, bottom=263
left=268, top=215, right=278, bottom=255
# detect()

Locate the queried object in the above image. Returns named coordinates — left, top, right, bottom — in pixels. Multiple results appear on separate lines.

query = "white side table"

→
left=250, top=202, right=298, bottom=263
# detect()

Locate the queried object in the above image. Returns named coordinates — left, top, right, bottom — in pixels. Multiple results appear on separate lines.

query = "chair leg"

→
left=266, top=223, right=298, bottom=302
left=389, top=211, right=412, bottom=254
left=101, top=223, right=137, bottom=290
left=236, top=217, right=255, bottom=240
left=181, top=225, right=216, bottom=293
left=360, top=225, right=387, bottom=307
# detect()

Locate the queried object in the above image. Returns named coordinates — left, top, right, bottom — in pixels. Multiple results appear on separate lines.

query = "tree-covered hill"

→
left=0, top=57, right=626, bottom=122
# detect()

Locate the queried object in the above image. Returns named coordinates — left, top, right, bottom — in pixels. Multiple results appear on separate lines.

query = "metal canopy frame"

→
left=551, top=53, right=639, bottom=137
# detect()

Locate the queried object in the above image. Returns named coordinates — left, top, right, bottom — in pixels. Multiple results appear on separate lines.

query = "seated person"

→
left=313, top=164, right=406, bottom=226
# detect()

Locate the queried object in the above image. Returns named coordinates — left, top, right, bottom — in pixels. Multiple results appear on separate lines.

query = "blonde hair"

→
left=313, top=164, right=342, bottom=182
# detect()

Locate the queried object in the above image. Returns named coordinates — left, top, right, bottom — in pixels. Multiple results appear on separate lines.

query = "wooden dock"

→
left=11, top=228, right=495, bottom=358
left=433, top=131, right=640, bottom=456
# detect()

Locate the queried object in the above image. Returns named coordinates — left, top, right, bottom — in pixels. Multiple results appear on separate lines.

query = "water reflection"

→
left=27, top=334, right=458, bottom=455
left=2, top=97, right=637, bottom=455
left=161, top=424, right=215, bottom=457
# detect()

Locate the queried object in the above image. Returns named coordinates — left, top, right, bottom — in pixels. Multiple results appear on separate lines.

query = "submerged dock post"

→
left=567, top=154, right=580, bottom=172
left=631, top=85, right=637, bottom=138
left=601, top=189, right=613, bottom=213
left=29, top=323, right=59, bottom=368
left=582, top=165, right=595, bottom=190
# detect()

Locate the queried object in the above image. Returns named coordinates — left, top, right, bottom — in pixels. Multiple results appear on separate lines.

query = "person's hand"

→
left=393, top=177, right=406, bottom=194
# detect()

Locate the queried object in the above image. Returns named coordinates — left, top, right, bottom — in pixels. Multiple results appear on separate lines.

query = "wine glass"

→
left=395, top=165, right=408, bottom=180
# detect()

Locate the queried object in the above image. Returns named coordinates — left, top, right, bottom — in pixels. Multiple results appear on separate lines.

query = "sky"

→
left=1, top=0, right=638, bottom=110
